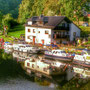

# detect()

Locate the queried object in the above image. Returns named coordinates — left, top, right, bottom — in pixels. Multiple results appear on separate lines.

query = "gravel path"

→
left=0, top=78, right=55, bottom=90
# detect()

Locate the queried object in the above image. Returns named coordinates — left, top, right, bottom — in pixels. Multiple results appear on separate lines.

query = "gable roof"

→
left=26, top=16, right=71, bottom=29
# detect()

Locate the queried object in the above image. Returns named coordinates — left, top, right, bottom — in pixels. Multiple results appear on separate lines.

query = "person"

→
left=82, top=38, right=86, bottom=44
left=72, top=52, right=75, bottom=57
left=77, top=39, right=81, bottom=46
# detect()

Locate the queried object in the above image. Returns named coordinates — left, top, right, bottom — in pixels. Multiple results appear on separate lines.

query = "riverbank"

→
left=0, top=77, right=54, bottom=90
left=0, top=49, right=90, bottom=90
left=0, top=25, right=25, bottom=42
left=0, top=49, right=55, bottom=90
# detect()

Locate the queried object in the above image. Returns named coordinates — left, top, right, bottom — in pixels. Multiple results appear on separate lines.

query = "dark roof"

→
left=26, top=16, right=68, bottom=29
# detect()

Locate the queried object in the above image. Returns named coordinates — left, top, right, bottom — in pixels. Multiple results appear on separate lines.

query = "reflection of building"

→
left=73, top=66, right=90, bottom=78
left=13, top=51, right=32, bottom=61
left=73, top=50, right=90, bottom=67
left=25, top=15, right=80, bottom=45
left=25, top=59, right=52, bottom=75
left=24, top=57, right=66, bottom=75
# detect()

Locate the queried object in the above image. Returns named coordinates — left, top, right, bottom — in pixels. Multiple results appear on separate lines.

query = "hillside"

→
left=18, top=0, right=89, bottom=24
left=0, top=0, right=21, bottom=18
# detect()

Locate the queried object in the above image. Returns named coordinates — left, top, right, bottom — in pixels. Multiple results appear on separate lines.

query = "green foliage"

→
left=8, top=29, right=25, bottom=38
left=18, top=0, right=89, bottom=24
left=79, top=26, right=90, bottom=37
left=0, top=35, right=14, bottom=42
left=56, top=78, right=90, bottom=90
left=18, top=0, right=34, bottom=23
left=0, top=0, right=21, bottom=18
left=8, top=25, right=25, bottom=38
left=0, top=25, right=24, bottom=41
left=0, top=49, right=29, bottom=79
left=35, top=77, right=50, bottom=86
left=0, top=11, right=3, bottom=30
left=2, top=14, right=19, bottom=33
left=2, top=14, right=13, bottom=33
left=0, top=11, right=3, bottom=22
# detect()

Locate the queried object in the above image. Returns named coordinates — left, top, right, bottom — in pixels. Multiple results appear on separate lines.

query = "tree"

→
left=18, top=0, right=89, bottom=24
left=0, top=11, right=3, bottom=30
left=0, top=0, right=21, bottom=18
left=2, top=14, right=18, bottom=35
left=30, top=0, right=45, bottom=16
left=18, top=0, right=34, bottom=23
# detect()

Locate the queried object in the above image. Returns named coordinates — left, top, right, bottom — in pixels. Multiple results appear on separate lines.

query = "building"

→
left=25, top=15, right=80, bottom=45
left=24, top=57, right=66, bottom=75
left=24, top=58, right=53, bottom=75
left=73, top=67, right=90, bottom=78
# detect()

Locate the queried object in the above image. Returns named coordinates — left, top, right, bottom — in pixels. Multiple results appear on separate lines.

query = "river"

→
left=0, top=49, right=90, bottom=90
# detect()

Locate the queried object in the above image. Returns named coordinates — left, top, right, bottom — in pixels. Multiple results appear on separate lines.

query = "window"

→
left=38, top=31, right=40, bottom=33
left=53, top=51, right=55, bottom=53
left=45, top=30, right=49, bottom=34
left=32, top=64, right=34, bottom=68
left=28, top=29, right=30, bottom=32
left=43, top=68, right=47, bottom=72
left=33, top=29, right=35, bottom=33
left=27, top=63, right=30, bottom=66
left=73, top=32, right=76, bottom=37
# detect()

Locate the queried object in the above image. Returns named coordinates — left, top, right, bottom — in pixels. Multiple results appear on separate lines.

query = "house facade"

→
left=25, top=59, right=52, bottom=75
left=25, top=15, right=80, bottom=45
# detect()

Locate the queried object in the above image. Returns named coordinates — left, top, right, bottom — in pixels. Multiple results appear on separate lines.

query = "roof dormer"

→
left=28, top=21, right=32, bottom=25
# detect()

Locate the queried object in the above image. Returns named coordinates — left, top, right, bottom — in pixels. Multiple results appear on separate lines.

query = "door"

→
left=33, top=36, right=36, bottom=45
left=42, top=40, right=44, bottom=45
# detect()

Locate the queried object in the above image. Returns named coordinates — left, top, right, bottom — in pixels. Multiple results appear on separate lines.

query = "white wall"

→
left=36, top=60, right=50, bottom=75
left=25, top=26, right=52, bottom=45
left=70, top=23, right=80, bottom=41
left=28, top=21, right=32, bottom=25
left=25, top=60, right=50, bottom=75
left=25, top=60, right=37, bottom=69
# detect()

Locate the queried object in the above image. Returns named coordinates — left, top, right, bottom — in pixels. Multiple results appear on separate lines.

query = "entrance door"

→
left=33, top=36, right=36, bottom=45
left=42, top=40, right=44, bottom=45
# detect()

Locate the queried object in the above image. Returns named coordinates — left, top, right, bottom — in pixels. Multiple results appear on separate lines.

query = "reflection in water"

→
left=3, top=49, right=90, bottom=89
left=12, top=51, right=74, bottom=86
left=73, top=66, right=90, bottom=79
left=25, top=57, right=67, bottom=75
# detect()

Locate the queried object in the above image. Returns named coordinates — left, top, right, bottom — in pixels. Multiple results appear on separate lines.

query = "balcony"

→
left=54, top=26, right=69, bottom=31
left=53, top=34, right=69, bottom=40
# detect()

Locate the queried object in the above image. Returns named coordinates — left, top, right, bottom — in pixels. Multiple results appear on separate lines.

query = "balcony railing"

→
left=53, top=35, right=69, bottom=39
left=54, top=26, right=69, bottom=30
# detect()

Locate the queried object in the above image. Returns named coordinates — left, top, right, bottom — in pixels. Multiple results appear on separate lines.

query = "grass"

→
left=0, top=24, right=25, bottom=42
left=79, top=26, right=90, bottom=37
left=0, top=25, right=89, bottom=49
left=8, top=25, right=25, bottom=38
left=79, top=26, right=90, bottom=31
left=8, top=30, right=25, bottom=38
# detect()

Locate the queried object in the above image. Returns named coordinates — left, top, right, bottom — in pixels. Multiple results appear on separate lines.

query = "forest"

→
left=0, top=0, right=21, bottom=18
left=18, top=0, right=89, bottom=24
left=0, top=0, right=89, bottom=35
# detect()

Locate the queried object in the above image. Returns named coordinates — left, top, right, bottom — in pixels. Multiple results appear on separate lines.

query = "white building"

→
left=25, top=15, right=80, bottom=45
left=24, top=59, right=52, bottom=75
